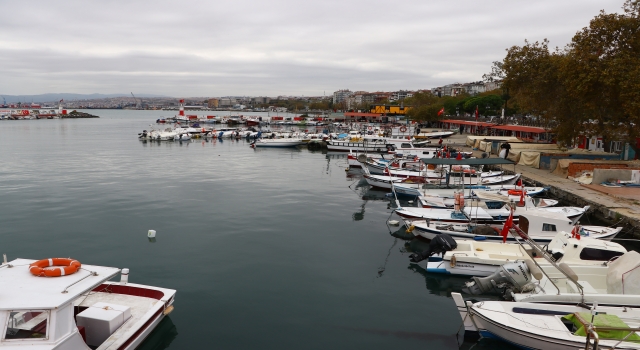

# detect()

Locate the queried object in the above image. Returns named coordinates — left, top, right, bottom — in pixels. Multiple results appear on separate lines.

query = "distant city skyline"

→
left=0, top=0, right=625, bottom=96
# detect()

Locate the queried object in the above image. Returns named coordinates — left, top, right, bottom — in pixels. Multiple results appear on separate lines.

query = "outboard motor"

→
left=218, top=131, right=224, bottom=139
left=464, top=260, right=540, bottom=298
left=409, top=233, right=457, bottom=263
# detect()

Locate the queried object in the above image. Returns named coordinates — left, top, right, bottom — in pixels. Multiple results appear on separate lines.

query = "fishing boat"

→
left=452, top=296, right=640, bottom=350
left=414, top=131, right=455, bottom=139
left=0, top=257, right=175, bottom=349
left=400, top=207, right=618, bottom=243
left=250, top=138, right=305, bottom=148
left=326, top=137, right=390, bottom=152
left=422, top=231, right=626, bottom=276
left=451, top=232, right=640, bottom=348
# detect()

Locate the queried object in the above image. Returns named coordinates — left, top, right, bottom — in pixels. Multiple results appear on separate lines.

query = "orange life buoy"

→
left=368, top=126, right=373, bottom=130
left=400, top=126, right=407, bottom=132
left=29, top=258, right=81, bottom=277
left=508, top=189, right=523, bottom=196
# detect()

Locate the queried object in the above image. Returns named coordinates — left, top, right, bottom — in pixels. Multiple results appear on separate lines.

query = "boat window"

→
left=542, top=223, right=557, bottom=232
left=579, top=248, right=623, bottom=261
left=4, top=310, right=49, bottom=340
left=401, top=143, right=412, bottom=148
left=519, top=216, right=530, bottom=234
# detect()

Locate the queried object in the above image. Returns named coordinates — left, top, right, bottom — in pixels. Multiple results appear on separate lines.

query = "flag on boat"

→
left=517, top=179, right=522, bottom=187
left=571, top=225, right=581, bottom=240
left=501, top=210, right=514, bottom=243
left=437, top=107, right=445, bottom=116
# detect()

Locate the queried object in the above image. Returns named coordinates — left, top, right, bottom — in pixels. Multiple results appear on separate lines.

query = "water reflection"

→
left=137, top=317, right=178, bottom=350
left=407, top=263, right=472, bottom=296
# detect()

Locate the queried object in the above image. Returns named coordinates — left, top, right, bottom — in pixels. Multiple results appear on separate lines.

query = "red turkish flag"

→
left=437, top=107, right=445, bottom=116
left=501, top=211, right=514, bottom=243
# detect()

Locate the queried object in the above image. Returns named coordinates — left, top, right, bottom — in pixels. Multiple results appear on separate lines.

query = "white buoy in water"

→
left=388, top=220, right=400, bottom=226
left=148, top=230, right=156, bottom=238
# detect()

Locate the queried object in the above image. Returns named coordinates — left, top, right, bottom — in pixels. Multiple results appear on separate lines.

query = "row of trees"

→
left=490, top=0, right=639, bottom=144
left=403, top=90, right=507, bottom=122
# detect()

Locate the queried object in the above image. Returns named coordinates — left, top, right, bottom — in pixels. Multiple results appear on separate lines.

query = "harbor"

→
left=2, top=109, right=640, bottom=349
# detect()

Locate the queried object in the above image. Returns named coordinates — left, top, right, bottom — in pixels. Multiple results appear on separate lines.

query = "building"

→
left=208, top=98, right=219, bottom=108
left=332, top=89, right=352, bottom=105
left=464, top=82, right=486, bottom=96
left=389, top=90, right=414, bottom=102
left=370, top=105, right=412, bottom=115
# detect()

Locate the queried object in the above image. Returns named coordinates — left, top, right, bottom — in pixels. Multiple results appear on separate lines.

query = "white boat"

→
left=250, top=138, right=305, bottom=148
left=452, top=295, right=640, bottom=350
left=326, top=138, right=390, bottom=152
left=423, top=231, right=626, bottom=276
left=414, top=131, right=455, bottom=139
left=418, top=190, right=557, bottom=209
left=0, top=257, right=175, bottom=350
left=402, top=208, right=617, bottom=243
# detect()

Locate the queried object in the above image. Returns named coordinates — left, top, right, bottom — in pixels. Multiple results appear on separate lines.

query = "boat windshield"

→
left=4, top=310, right=49, bottom=340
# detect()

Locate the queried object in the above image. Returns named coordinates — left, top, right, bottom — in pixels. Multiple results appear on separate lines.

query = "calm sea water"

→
left=0, top=110, right=515, bottom=349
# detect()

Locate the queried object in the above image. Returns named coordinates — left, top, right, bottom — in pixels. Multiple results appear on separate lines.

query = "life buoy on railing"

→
left=508, top=189, right=523, bottom=196
left=29, top=258, right=81, bottom=277
left=368, top=126, right=373, bottom=130
left=400, top=126, right=407, bottom=133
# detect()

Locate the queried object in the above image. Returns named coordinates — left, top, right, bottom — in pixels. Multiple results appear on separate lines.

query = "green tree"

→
left=497, top=0, right=640, bottom=144
left=404, top=91, right=442, bottom=122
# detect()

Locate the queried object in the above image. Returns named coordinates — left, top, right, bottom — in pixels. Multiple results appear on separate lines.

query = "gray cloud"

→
left=0, top=0, right=625, bottom=96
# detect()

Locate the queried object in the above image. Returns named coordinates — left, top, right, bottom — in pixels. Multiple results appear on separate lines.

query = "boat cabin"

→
left=0, top=258, right=175, bottom=350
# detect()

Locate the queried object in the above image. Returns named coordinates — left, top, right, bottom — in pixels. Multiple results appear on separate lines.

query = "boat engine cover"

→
left=409, top=233, right=458, bottom=263
left=464, top=261, right=532, bottom=295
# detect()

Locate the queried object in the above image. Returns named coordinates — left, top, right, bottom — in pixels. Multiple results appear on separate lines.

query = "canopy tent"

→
left=465, top=136, right=521, bottom=148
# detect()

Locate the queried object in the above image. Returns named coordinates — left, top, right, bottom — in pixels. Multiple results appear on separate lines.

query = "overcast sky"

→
left=0, top=0, right=626, bottom=97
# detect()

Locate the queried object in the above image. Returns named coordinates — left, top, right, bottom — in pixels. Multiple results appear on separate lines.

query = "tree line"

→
left=487, top=0, right=639, bottom=144
left=404, top=1, right=639, bottom=145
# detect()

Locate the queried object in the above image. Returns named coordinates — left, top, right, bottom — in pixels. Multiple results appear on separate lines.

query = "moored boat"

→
left=0, top=257, right=175, bottom=350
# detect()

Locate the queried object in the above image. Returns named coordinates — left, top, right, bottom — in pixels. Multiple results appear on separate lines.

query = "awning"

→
left=489, top=125, right=549, bottom=133
left=440, top=120, right=495, bottom=127
left=419, top=158, right=515, bottom=165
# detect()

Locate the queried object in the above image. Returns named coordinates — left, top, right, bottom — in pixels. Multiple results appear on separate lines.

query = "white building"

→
left=332, top=89, right=352, bottom=105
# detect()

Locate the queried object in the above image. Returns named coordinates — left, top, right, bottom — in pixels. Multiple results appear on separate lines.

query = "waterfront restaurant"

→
left=438, top=119, right=495, bottom=134
left=489, top=125, right=554, bottom=143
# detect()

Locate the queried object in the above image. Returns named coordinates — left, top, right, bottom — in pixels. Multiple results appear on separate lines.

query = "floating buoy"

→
left=388, top=220, right=400, bottom=226
left=148, top=230, right=156, bottom=238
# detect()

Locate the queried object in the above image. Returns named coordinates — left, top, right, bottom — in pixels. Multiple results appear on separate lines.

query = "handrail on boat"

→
left=510, top=224, right=585, bottom=298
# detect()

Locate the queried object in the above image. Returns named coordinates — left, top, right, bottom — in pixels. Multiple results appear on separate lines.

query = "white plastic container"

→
left=148, top=230, right=156, bottom=238
left=76, top=302, right=132, bottom=346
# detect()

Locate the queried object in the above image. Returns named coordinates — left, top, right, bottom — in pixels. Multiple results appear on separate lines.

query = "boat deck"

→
left=74, top=292, right=164, bottom=349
